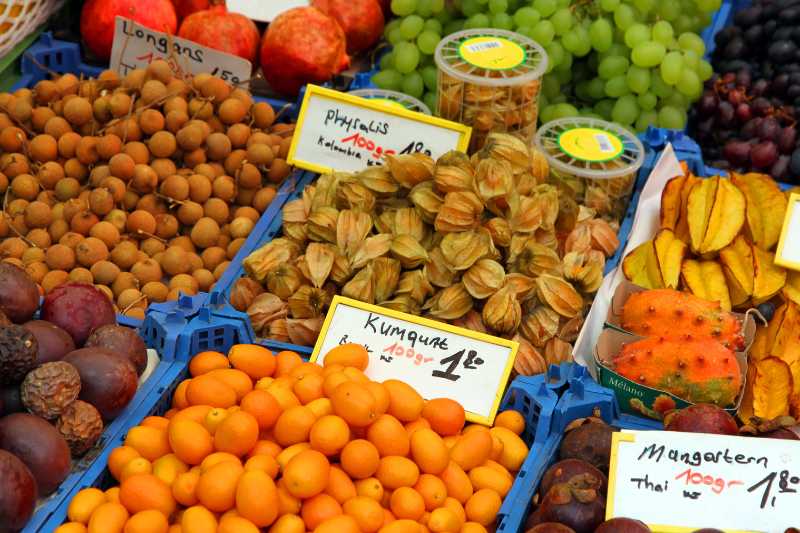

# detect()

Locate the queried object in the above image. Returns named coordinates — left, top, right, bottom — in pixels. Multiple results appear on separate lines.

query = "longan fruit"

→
left=122, top=191, right=140, bottom=211
left=63, top=97, right=92, bottom=126
left=7, top=198, right=28, bottom=217
left=55, top=132, right=79, bottom=159
left=0, top=238, right=26, bottom=259
left=193, top=163, right=216, bottom=179
left=107, top=153, right=134, bottom=182
left=176, top=124, right=204, bottom=151
left=69, top=267, right=94, bottom=284
left=253, top=187, right=277, bottom=213
left=2, top=153, right=31, bottom=178
left=58, top=232, right=83, bottom=249
left=117, top=288, right=146, bottom=311
left=1, top=258, right=23, bottom=269
left=187, top=174, right=212, bottom=203
left=200, top=76, right=231, bottom=101
left=112, top=271, right=139, bottom=297
left=163, top=95, right=188, bottom=115
left=9, top=98, right=32, bottom=123
left=149, top=131, right=176, bottom=158
left=90, top=221, right=121, bottom=248
left=61, top=199, right=86, bottom=223
left=25, top=262, right=49, bottom=284
left=35, top=162, right=64, bottom=191
left=194, top=269, right=216, bottom=292
left=212, top=175, right=236, bottom=201
left=160, top=246, right=189, bottom=276
left=218, top=98, right=247, bottom=125
left=0, top=126, right=25, bottom=152
left=203, top=198, right=229, bottom=225
left=183, top=148, right=206, bottom=168
left=141, top=80, right=167, bottom=105
left=9, top=215, right=28, bottom=238
left=70, top=212, right=99, bottom=235
left=34, top=79, right=59, bottom=104
left=233, top=206, right=259, bottom=224
left=141, top=238, right=166, bottom=257
left=131, top=165, right=158, bottom=194
left=154, top=214, right=179, bottom=240
left=0, top=217, right=9, bottom=239
left=246, top=143, right=274, bottom=166
left=227, top=238, right=245, bottom=260
left=76, top=237, right=109, bottom=267
left=236, top=163, right=261, bottom=190
left=216, top=233, right=231, bottom=250
left=94, top=284, right=115, bottom=303
left=252, top=102, right=276, bottom=129
left=43, top=116, right=72, bottom=139
left=268, top=159, right=291, bottom=183
left=92, top=96, right=112, bottom=123
left=200, top=246, right=227, bottom=271
left=24, top=201, right=53, bottom=229
left=160, top=175, right=189, bottom=201
left=170, top=273, right=199, bottom=293
left=88, top=166, right=111, bottom=188
left=127, top=210, right=157, bottom=238
left=77, top=190, right=91, bottom=205
left=136, top=194, right=166, bottom=215
left=177, top=201, right=204, bottom=226
left=165, top=109, right=189, bottom=133
left=146, top=59, right=173, bottom=83
left=11, top=174, right=38, bottom=201
left=90, top=260, right=121, bottom=285
left=42, top=270, right=70, bottom=293
left=110, top=241, right=140, bottom=270
left=170, top=235, right=196, bottom=253
left=227, top=123, right=250, bottom=148
left=75, top=136, right=99, bottom=165
left=213, top=260, right=230, bottom=280
left=131, top=259, right=163, bottom=284
left=63, top=158, right=88, bottom=181
left=223, top=149, right=247, bottom=176
left=52, top=178, right=79, bottom=202
left=21, top=247, right=45, bottom=265
left=151, top=158, right=177, bottom=180
left=29, top=134, right=58, bottom=163
left=89, top=188, right=115, bottom=217
left=48, top=219, right=69, bottom=243
left=206, top=132, right=231, bottom=161
left=229, top=217, right=254, bottom=240
left=141, top=281, right=168, bottom=303
left=104, top=209, right=127, bottom=232
left=31, top=107, right=56, bottom=132
left=123, top=142, right=150, bottom=165
left=97, top=134, right=123, bottom=160
left=0, top=171, right=8, bottom=194
left=188, top=98, right=213, bottom=120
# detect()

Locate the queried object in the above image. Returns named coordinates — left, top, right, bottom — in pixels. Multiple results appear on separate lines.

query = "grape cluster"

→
left=372, top=0, right=719, bottom=132
left=690, top=0, right=800, bottom=182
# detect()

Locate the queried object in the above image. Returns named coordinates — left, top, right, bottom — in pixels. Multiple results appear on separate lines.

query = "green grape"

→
left=540, top=104, right=557, bottom=124
left=562, top=30, right=581, bottom=53
left=372, top=69, right=403, bottom=91
left=391, top=0, right=418, bottom=16
left=551, top=102, right=579, bottom=119
left=554, top=67, right=572, bottom=85
left=436, top=9, right=453, bottom=23
left=605, top=75, right=630, bottom=97
left=652, top=21, right=674, bottom=46
left=637, top=92, right=657, bottom=111
left=588, top=77, right=607, bottom=100
left=507, top=0, right=521, bottom=9
left=463, top=13, right=490, bottom=28
left=461, top=0, right=481, bottom=16
left=551, top=8, right=574, bottom=35
left=635, top=109, right=659, bottom=132
left=657, top=2, right=679, bottom=20
left=533, top=0, right=557, bottom=18
left=682, top=50, right=699, bottom=71
left=571, top=25, right=592, bottom=56
left=492, top=12, right=514, bottom=29
left=531, top=20, right=556, bottom=46
left=430, top=0, right=446, bottom=13
left=612, top=94, right=639, bottom=125
left=678, top=32, right=705, bottom=56
left=444, top=20, right=465, bottom=34
left=658, top=106, right=686, bottom=129
left=421, top=66, right=438, bottom=91
left=696, top=0, right=720, bottom=12
left=416, top=0, right=434, bottom=17
left=594, top=99, right=615, bottom=120
left=545, top=41, right=565, bottom=71
left=384, top=19, right=401, bottom=38
left=600, top=0, right=620, bottom=12
left=542, top=75, right=561, bottom=99
left=419, top=53, right=434, bottom=67
left=674, top=14, right=692, bottom=34
left=514, top=7, right=540, bottom=27
left=589, top=18, right=613, bottom=52
left=424, top=19, right=443, bottom=34
left=402, top=72, right=425, bottom=99
left=677, top=69, right=701, bottom=99
left=400, top=15, right=425, bottom=39
left=575, top=81, right=592, bottom=101
left=394, top=42, right=421, bottom=73
left=516, top=26, right=532, bottom=36
left=650, top=73, right=672, bottom=98
left=476, top=0, right=489, bottom=4
left=626, top=65, right=650, bottom=94
left=388, top=28, right=405, bottom=44
left=662, top=90, right=685, bottom=109
left=698, top=59, right=713, bottom=81
left=624, top=23, right=650, bottom=49
left=699, top=12, right=712, bottom=28
left=423, top=92, right=438, bottom=114
left=631, top=41, right=666, bottom=67
left=633, top=0, right=654, bottom=15
left=417, top=31, right=441, bottom=55
left=600, top=43, right=629, bottom=60
left=556, top=51, right=573, bottom=72
left=613, top=5, right=636, bottom=31
left=489, top=0, right=508, bottom=14
left=380, top=51, right=396, bottom=70
left=598, top=55, right=629, bottom=79
left=659, top=51, right=682, bottom=85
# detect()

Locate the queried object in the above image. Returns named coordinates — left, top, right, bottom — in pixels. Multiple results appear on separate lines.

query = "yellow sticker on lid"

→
left=370, top=98, right=409, bottom=111
left=458, top=36, right=526, bottom=70
left=557, top=127, right=625, bottom=162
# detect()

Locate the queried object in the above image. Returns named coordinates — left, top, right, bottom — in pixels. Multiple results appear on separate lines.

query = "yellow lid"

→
left=458, top=36, right=526, bottom=71
left=557, top=127, right=625, bottom=163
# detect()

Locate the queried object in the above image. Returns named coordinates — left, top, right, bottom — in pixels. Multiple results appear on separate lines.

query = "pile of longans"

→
left=55, top=343, right=529, bottom=533
left=0, top=60, right=294, bottom=318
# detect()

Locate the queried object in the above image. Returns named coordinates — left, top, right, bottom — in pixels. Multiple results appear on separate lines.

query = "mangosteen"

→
left=595, top=517, right=651, bottom=532
left=85, top=324, right=147, bottom=375
left=527, top=524, right=576, bottom=533
left=663, top=404, right=738, bottom=436
left=0, top=325, right=38, bottom=385
left=63, top=347, right=138, bottom=420
left=541, top=459, right=608, bottom=497
left=23, top=320, right=76, bottom=365
left=0, top=264, right=39, bottom=324
left=0, top=413, right=71, bottom=495
left=559, top=419, right=615, bottom=472
left=692, top=530, right=725, bottom=533
left=529, top=474, right=606, bottom=533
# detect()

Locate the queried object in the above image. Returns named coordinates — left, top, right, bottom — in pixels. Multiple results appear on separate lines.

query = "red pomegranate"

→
left=178, top=4, right=260, bottom=63
left=260, top=7, right=350, bottom=97
left=81, top=0, right=178, bottom=61
left=172, top=0, right=209, bottom=20
left=312, top=0, right=385, bottom=53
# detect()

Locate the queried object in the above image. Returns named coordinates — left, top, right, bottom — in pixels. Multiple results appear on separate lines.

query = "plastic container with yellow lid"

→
left=434, top=28, right=547, bottom=153
left=533, top=118, right=644, bottom=220
left=350, top=88, right=432, bottom=115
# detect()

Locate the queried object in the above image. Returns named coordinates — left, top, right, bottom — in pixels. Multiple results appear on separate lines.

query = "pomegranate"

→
left=312, top=0, right=385, bottom=54
left=81, top=0, right=178, bottom=61
left=172, top=0, right=209, bottom=20
left=178, top=4, right=260, bottom=63
left=260, top=7, right=350, bottom=97
left=663, top=404, right=739, bottom=436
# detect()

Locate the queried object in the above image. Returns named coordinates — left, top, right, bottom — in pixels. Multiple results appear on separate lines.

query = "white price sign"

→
left=311, top=296, right=517, bottom=425
left=775, top=192, right=800, bottom=272
left=608, top=430, right=800, bottom=532
left=287, top=85, right=472, bottom=174
left=109, top=17, right=252, bottom=86
left=226, top=0, right=309, bottom=22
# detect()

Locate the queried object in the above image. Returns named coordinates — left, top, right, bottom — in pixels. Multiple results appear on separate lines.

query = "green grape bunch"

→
left=372, top=0, right=721, bottom=132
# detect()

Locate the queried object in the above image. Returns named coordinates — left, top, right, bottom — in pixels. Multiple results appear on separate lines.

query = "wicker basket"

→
left=0, top=0, right=63, bottom=57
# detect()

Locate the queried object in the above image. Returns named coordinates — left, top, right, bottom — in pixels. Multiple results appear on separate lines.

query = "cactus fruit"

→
left=612, top=337, right=742, bottom=406
left=621, top=289, right=744, bottom=350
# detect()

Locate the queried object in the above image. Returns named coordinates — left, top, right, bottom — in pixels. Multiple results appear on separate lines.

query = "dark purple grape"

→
left=773, top=73, right=790, bottom=95
left=779, top=126, right=797, bottom=153
left=715, top=26, right=741, bottom=47
left=744, top=25, right=764, bottom=45
left=788, top=85, right=800, bottom=99
left=741, top=118, right=761, bottom=140
left=695, top=117, right=716, bottom=139
left=780, top=6, right=800, bottom=22
left=736, top=69, right=752, bottom=88
left=728, top=89, right=745, bottom=105
left=734, top=6, right=763, bottom=26
left=753, top=97, right=774, bottom=116
left=771, top=155, right=791, bottom=180
left=765, top=20, right=778, bottom=35
left=776, top=28, right=794, bottom=42
left=753, top=79, right=770, bottom=96
left=752, top=141, right=779, bottom=168
left=718, top=101, right=736, bottom=126
left=724, top=38, right=746, bottom=60
left=758, top=117, right=781, bottom=141
left=698, top=94, right=718, bottom=116
left=769, top=41, right=798, bottom=63
left=723, top=140, right=752, bottom=166
left=790, top=148, right=800, bottom=176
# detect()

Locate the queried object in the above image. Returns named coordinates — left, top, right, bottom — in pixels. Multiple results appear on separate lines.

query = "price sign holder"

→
left=607, top=430, right=800, bottom=532
left=310, top=296, right=517, bottom=425
left=287, top=85, right=472, bottom=175
left=775, top=192, right=800, bottom=271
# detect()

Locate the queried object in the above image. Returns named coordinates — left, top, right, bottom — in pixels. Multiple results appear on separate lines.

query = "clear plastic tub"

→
left=434, top=28, right=547, bottom=153
left=350, top=88, right=432, bottom=115
left=533, top=118, right=645, bottom=221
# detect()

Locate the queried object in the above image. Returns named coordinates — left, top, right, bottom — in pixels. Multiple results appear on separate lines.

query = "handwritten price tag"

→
left=775, top=192, right=800, bottom=272
left=226, top=0, right=309, bottom=22
left=109, top=17, right=252, bottom=86
left=287, top=85, right=471, bottom=174
left=608, top=430, right=800, bottom=532
left=310, top=296, right=517, bottom=425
